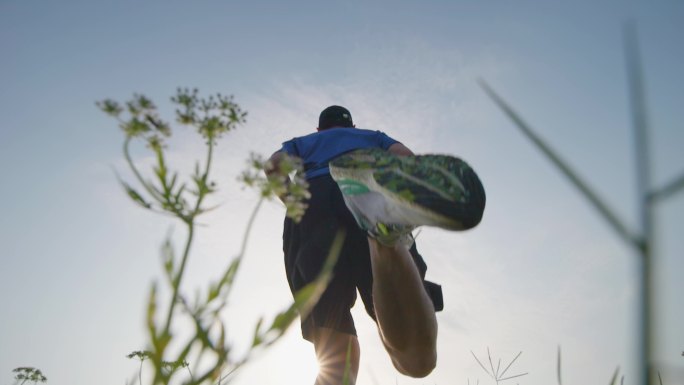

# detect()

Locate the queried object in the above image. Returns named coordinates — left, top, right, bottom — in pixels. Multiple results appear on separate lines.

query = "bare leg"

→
left=368, top=238, right=438, bottom=377
left=313, top=327, right=360, bottom=385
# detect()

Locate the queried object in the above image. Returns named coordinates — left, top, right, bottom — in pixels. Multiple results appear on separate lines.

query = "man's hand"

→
left=266, top=151, right=294, bottom=203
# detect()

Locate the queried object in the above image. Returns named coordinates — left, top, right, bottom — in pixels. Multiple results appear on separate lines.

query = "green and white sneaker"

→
left=329, top=148, right=485, bottom=245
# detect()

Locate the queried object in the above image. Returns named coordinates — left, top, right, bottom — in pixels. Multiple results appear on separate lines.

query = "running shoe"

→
left=329, top=148, right=485, bottom=245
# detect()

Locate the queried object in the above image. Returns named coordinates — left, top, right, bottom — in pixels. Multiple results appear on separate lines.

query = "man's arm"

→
left=388, top=142, right=414, bottom=157
left=265, top=150, right=287, bottom=179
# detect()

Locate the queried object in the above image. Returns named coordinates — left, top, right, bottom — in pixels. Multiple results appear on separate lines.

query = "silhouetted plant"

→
left=127, top=351, right=151, bottom=385
left=12, top=367, right=47, bottom=385
left=99, top=89, right=337, bottom=385
left=161, top=358, right=192, bottom=379
left=479, top=24, right=684, bottom=385
left=470, top=348, right=527, bottom=384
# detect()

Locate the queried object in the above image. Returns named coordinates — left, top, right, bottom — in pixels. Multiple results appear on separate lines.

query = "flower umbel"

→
left=12, top=367, right=47, bottom=384
left=171, top=88, right=247, bottom=143
left=239, top=152, right=310, bottom=222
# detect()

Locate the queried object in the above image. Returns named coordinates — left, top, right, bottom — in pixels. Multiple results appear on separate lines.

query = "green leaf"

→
left=161, top=237, right=175, bottom=278
left=146, top=283, right=167, bottom=356
left=291, top=283, right=319, bottom=318
left=207, top=282, right=220, bottom=302
left=608, top=367, right=620, bottom=385
left=216, top=322, right=227, bottom=356
left=223, top=258, right=241, bottom=287
left=168, top=173, right=178, bottom=192
left=252, top=317, right=264, bottom=347
left=120, top=181, right=152, bottom=209
left=267, top=306, right=298, bottom=335
left=190, top=310, right=214, bottom=350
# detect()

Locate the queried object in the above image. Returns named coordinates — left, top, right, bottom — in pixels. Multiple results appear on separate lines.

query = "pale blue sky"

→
left=1, top=1, right=682, bottom=384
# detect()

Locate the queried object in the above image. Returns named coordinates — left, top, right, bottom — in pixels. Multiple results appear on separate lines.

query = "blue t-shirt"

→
left=280, top=127, right=399, bottom=180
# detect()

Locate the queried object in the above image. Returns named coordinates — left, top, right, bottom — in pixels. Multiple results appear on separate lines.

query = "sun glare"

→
left=273, top=331, right=320, bottom=384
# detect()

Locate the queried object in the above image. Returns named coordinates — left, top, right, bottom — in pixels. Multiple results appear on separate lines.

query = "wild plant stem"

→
left=238, top=197, right=263, bottom=262
left=191, top=141, right=214, bottom=221
left=124, top=137, right=164, bottom=203
left=139, top=359, right=144, bottom=385
left=163, top=222, right=195, bottom=334
left=162, top=140, right=213, bottom=334
left=179, top=197, right=264, bottom=385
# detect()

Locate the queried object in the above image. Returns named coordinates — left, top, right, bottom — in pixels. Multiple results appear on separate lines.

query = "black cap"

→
left=318, top=105, right=353, bottom=130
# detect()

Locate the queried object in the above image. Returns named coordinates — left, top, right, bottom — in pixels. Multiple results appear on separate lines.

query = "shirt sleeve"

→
left=280, top=139, right=299, bottom=156
left=375, top=131, right=400, bottom=150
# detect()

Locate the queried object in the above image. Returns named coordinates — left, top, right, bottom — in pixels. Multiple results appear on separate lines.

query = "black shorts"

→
left=283, top=174, right=443, bottom=342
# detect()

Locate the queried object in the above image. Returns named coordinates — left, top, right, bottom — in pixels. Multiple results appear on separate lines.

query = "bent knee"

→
left=392, top=349, right=437, bottom=378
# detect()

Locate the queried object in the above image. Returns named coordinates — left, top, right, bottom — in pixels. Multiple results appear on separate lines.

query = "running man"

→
left=266, top=106, right=485, bottom=385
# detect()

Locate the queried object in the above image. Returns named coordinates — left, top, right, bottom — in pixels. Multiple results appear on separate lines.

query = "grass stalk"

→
left=557, top=346, right=562, bottom=385
left=499, top=351, right=522, bottom=379
left=478, top=79, right=640, bottom=251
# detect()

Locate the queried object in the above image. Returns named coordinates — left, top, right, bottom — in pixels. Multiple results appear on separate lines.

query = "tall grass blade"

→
left=471, top=350, right=492, bottom=377
left=216, top=366, right=239, bottom=385
left=343, top=339, right=353, bottom=385
left=557, top=346, right=562, bottom=385
left=487, top=347, right=496, bottom=379
left=624, top=20, right=654, bottom=385
left=499, top=351, right=522, bottom=379
left=499, top=372, right=528, bottom=381
left=649, top=171, right=684, bottom=203
left=487, top=347, right=496, bottom=380
left=608, top=366, right=620, bottom=385
left=478, top=79, right=640, bottom=250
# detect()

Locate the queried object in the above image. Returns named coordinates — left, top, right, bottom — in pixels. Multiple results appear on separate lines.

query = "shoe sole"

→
left=330, top=149, right=485, bottom=230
